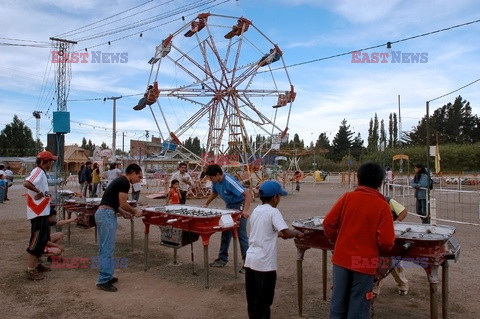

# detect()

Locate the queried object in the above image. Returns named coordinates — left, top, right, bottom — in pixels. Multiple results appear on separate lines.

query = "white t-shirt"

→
left=244, top=203, right=288, bottom=272
left=170, top=171, right=192, bottom=192
left=106, top=168, right=122, bottom=184
left=25, top=167, right=51, bottom=219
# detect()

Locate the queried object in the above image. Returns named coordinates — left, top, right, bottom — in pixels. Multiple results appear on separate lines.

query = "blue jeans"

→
left=330, top=264, right=373, bottom=319
left=95, top=208, right=117, bottom=284
left=218, top=202, right=249, bottom=262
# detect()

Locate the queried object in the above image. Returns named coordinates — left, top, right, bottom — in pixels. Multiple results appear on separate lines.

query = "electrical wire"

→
left=263, top=18, right=480, bottom=73
left=428, top=78, right=480, bottom=103
left=56, top=0, right=154, bottom=38
left=74, top=0, right=217, bottom=43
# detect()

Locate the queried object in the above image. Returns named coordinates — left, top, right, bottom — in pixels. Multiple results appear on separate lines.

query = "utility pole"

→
left=106, top=96, right=122, bottom=163
left=32, top=111, right=42, bottom=154
left=398, top=94, right=403, bottom=174
left=50, top=37, right=76, bottom=205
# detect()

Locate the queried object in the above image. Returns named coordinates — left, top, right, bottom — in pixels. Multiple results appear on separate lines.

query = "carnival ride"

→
left=134, top=13, right=295, bottom=170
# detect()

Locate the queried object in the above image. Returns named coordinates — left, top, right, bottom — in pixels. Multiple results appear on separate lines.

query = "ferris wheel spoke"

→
left=140, top=14, right=294, bottom=160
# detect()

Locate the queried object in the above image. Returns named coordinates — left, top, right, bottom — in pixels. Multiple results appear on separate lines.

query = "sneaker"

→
left=26, top=268, right=44, bottom=281
left=398, top=290, right=408, bottom=296
left=209, top=258, right=227, bottom=267
left=108, top=277, right=118, bottom=284
left=239, top=266, right=246, bottom=274
left=96, top=282, right=117, bottom=292
left=36, top=263, right=52, bottom=272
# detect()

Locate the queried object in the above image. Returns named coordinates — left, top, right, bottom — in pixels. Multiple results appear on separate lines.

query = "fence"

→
left=383, top=177, right=480, bottom=226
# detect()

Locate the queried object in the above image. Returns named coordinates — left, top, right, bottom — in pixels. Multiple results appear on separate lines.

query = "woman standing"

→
left=91, top=163, right=101, bottom=197
left=410, top=163, right=430, bottom=224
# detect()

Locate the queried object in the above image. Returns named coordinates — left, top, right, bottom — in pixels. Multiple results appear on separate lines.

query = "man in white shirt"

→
left=170, top=162, right=192, bottom=204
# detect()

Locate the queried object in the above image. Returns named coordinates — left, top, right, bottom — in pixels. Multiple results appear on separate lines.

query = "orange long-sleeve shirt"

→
left=323, top=186, right=395, bottom=275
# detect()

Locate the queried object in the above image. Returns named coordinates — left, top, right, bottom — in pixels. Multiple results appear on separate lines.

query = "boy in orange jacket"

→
left=323, top=162, right=395, bottom=319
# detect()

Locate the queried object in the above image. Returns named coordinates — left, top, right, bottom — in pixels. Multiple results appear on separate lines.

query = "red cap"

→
left=37, top=151, right=58, bottom=161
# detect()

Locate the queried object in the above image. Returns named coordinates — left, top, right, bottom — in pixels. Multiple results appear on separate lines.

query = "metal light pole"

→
left=106, top=96, right=122, bottom=163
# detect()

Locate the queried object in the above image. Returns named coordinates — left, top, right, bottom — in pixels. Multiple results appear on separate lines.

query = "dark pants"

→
left=27, top=215, right=50, bottom=257
left=330, top=264, right=374, bottom=319
left=180, top=190, right=187, bottom=204
left=416, top=198, right=430, bottom=224
left=245, top=267, right=276, bottom=319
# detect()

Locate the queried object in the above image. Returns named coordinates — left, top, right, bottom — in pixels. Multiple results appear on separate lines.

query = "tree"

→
left=350, top=133, right=364, bottom=160
left=183, top=137, right=202, bottom=156
left=0, top=115, right=36, bottom=156
left=405, top=96, right=479, bottom=145
left=331, top=119, right=354, bottom=162
left=393, top=113, right=398, bottom=145
left=315, top=132, right=331, bottom=151
left=367, top=113, right=379, bottom=152
left=379, top=119, right=386, bottom=151
left=388, top=113, right=394, bottom=148
left=287, top=133, right=304, bottom=149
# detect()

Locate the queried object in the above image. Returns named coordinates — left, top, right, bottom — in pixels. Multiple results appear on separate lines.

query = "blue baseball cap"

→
left=259, top=181, right=288, bottom=197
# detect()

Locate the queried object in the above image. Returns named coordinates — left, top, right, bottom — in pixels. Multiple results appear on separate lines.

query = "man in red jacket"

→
left=323, top=162, right=395, bottom=319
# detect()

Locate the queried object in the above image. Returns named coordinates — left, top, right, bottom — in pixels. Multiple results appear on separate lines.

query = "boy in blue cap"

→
left=244, top=180, right=304, bottom=319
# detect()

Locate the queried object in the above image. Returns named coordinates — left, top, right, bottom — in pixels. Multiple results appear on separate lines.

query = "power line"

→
left=264, top=18, right=480, bottom=72
left=56, top=0, right=154, bottom=38
left=61, top=0, right=174, bottom=39
left=428, top=78, right=480, bottom=103
left=74, top=0, right=217, bottom=43
left=72, top=0, right=229, bottom=52
left=0, top=42, right=50, bottom=48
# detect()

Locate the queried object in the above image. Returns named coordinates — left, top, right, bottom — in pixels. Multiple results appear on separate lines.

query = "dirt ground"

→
left=0, top=180, right=478, bottom=319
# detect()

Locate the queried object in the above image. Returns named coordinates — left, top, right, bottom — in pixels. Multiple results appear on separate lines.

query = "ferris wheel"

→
left=135, top=13, right=295, bottom=165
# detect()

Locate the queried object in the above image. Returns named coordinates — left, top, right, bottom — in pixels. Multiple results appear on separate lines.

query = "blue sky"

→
left=1, top=0, right=479, bottom=153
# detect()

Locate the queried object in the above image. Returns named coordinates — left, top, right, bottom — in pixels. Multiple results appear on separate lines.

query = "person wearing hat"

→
left=244, top=180, right=304, bottom=319
left=23, top=150, right=58, bottom=280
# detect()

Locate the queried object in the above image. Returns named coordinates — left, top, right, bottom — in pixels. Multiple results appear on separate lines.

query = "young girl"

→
left=166, top=179, right=181, bottom=205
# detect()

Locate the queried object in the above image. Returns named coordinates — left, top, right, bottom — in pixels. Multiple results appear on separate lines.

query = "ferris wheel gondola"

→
left=134, top=13, right=295, bottom=166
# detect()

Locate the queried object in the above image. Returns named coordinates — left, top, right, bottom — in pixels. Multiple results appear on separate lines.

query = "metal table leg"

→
left=322, top=249, right=328, bottom=300
left=296, top=247, right=308, bottom=317
left=442, top=260, right=449, bottom=319
left=130, top=218, right=135, bottom=252
left=204, top=245, right=209, bottom=289
left=427, top=263, right=440, bottom=319
left=144, top=224, right=150, bottom=271
left=233, top=236, right=239, bottom=279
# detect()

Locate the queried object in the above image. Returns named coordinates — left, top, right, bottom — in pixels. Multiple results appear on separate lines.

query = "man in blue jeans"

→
left=95, top=163, right=144, bottom=292
left=204, top=164, right=251, bottom=272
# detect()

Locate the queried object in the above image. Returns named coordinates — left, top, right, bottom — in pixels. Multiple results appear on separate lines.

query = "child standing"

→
left=323, top=162, right=395, bottom=319
left=244, top=180, right=304, bottom=319
left=166, top=179, right=181, bottom=205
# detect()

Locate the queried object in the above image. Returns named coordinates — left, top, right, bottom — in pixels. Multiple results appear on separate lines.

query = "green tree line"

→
left=1, top=95, right=478, bottom=173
